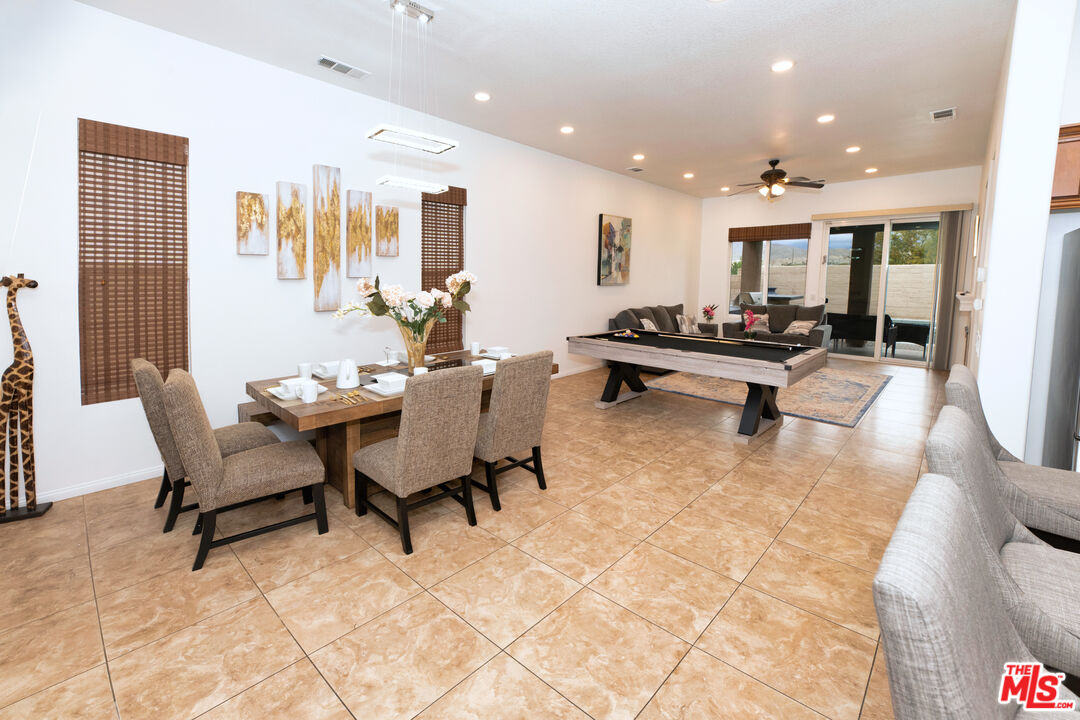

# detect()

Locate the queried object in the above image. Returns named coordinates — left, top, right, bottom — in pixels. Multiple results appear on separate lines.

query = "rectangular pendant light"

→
left=366, top=124, right=459, bottom=154
left=375, top=175, right=449, bottom=194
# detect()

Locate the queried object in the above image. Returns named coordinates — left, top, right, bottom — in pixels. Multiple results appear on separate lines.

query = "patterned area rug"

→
left=645, top=367, right=892, bottom=427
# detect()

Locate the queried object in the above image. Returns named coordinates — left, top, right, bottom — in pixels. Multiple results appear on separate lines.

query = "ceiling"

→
left=78, top=0, right=1016, bottom=198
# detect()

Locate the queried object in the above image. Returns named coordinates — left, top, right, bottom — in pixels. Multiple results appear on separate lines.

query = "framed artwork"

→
left=276, top=182, right=306, bottom=279
left=598, top=213, right=631, bottom=285
left=346, top=190, right=373, bottom=278
left=376, top=205, right=399, bottom=257
left=313, top=165, right=341, bottom=311
left=236, top=192, right=269, bottom=255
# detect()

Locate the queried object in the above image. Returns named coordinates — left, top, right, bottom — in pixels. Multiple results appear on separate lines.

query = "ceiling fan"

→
left=733, top=159, right=825, bottom=199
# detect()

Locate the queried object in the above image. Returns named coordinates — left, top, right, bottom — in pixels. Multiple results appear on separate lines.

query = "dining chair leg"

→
left=154, top=469, right=171, bottom=509
left=484, top=461, right=501, bottom=512
left=312, top=482, right=329, bottom=534
left=302, top=485, right=313, bottom=505
left=461, top=476, right=477, bottom=526
left=164, top=477, right=185, bottom=533
left=193, top=509, right=217, bottom=571
left=396, top=496, right=413, bottom=555
left=354, top=470, right=369, bottom=517
left=532, top=446, right=547, bottom=490
left=192, top=509, right=202, bottom=536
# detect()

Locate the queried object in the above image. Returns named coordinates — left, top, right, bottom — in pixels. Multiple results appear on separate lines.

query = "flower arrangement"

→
left=701, top=304, right=718, bottom=321
left=335, top=271, right=476, bottom=371
left=743, top=309, right=758, bottom=339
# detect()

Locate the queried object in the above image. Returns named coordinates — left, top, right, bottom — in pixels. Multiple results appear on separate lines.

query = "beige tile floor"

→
left=0, top=357, right=942, bottom=719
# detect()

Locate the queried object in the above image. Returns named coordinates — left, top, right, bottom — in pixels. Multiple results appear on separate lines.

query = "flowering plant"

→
left=334, top=270, right=475, bottom=334
left=743, top=309, right=758, bottom=339
left=702, top=304, right=718, bottom=321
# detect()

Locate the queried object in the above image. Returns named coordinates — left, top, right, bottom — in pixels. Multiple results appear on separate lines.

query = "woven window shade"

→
left=728, top=222, right=812, bottom=243
left=421, top=186, right=466, bottom=354
left=78, top=119, right=189, bottom=405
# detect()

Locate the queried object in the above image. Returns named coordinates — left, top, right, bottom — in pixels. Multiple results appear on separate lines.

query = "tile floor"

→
left=0, top=357, right=941, bottom=719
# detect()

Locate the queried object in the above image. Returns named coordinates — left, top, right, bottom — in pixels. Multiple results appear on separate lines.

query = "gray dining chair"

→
left=162, top=369, right=328, bottom=570
left=353, top=365, right=483, bottom=554
left=471, top=351, right=553, bottom=510
left=131, top=358, right=280, bottom=532
left=874, top=473, right=1080, bottom=719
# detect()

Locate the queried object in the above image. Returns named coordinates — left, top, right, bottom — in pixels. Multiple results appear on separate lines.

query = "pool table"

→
left=567, top=329, right=827, bottom=438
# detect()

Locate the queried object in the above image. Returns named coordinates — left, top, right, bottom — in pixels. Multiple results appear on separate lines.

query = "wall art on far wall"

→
left=313, top=165, right=341, bottom=311
left=236, top=192, right=269, bottom=255
left=346, top=190, right=373, bottom=278
left=375, top=205, right=399, bottom=257
left=597, top=213, right=632, bottom=286
left=276, top=182, right=306, bottom=279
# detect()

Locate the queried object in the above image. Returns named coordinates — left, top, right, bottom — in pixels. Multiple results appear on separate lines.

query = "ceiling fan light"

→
left=758, top=186, right=769, bottom=197
left=771, top=183, right=785, bottom=196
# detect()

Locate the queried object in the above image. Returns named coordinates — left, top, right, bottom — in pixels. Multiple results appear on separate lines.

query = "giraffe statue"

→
left=0, top=273, right=49, bottom=522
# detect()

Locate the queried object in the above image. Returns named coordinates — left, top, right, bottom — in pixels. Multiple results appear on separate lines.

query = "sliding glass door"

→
left=823, top=216, right=941, bottom=366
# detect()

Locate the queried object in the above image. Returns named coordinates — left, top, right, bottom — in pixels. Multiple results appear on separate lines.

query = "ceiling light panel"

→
left=367, top=124, right=459, bottom=154
left=376, top=175, right=449, bottom=194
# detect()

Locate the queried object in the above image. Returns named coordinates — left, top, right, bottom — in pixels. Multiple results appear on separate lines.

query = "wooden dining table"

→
left=244, top=350, right=558, bottom=508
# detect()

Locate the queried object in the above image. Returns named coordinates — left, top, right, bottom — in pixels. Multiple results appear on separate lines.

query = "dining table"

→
left=244, top=349, right=559, bottom=508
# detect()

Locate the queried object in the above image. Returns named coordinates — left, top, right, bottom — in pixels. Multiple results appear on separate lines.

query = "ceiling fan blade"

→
left=736, top=182, right=763, bottom=187
left=786, top=181, right=825, bottom=189
left=787, top=176, right=811, bottom=182
left=729, top=186, right=763, bottom=196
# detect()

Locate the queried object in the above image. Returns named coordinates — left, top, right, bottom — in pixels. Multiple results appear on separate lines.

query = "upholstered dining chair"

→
left=353, top=365, right=483, bottom=554
left=162, top=369, right=328, bottom=570
left=131, top=359, right=280, bottom=532
left=874, top=473, right=1080, bottom=719
left=471, top=350, right=553, bottom=511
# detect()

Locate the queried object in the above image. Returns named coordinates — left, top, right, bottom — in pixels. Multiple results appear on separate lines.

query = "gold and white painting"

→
left=313, top=165, right=341, bottom=311
left=236, top=192, right=269, bottom=255
left=346, top=190, right=372, bottom=278
left=375, top=205, right=399, bottom=257
left=276, top=182, right=306, bottom=279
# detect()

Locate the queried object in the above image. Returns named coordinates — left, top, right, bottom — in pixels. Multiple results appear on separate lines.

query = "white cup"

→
left=298, top=362, right=313, bottom=379
left=470, top=341, right=481, bottom=356
left=413, top=367, right=428, bottom=375
left=298, top=379, right=319, bottom=403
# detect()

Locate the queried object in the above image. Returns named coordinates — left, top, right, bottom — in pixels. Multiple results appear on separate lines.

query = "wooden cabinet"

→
left=1051, top=124, right=1080, bottom=210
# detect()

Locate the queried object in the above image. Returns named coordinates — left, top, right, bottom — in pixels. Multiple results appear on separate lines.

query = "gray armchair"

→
left=721, top=303, right=832, bottom=347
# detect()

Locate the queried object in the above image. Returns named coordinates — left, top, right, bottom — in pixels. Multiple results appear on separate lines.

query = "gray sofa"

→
left=608, top=303, right=714, bottom=336
left=721, top=303, right=832, bottom=347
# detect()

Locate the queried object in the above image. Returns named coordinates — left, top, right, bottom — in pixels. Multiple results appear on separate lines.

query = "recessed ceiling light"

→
left=720, top=186, right=730, bottom=192
left=817, top=114, right=835, bottom=124
left=473, top=91, right=491, bottom=102
left=632, top=153, right=645, bottom=161
left=683, top=172, right=695, bottom=179
left=560, top=126, right=574, bottom=134
left=846, top=146, right=861, bottom=153
left=771, top=59, right=795, bottom=73
left=865, top=167, right=878, bottom=174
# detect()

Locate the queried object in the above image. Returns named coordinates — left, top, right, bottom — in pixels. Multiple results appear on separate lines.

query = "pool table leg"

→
left=597, top=362, right=648, bottom=408
left=738, top=383, right=781, bottom=436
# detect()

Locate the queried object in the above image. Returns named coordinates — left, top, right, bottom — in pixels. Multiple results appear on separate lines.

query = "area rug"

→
left=644, top=367, right=892, bottom=427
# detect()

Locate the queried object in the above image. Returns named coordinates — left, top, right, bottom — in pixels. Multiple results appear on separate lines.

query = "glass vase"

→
left=398, top=318, right=436, bottom=374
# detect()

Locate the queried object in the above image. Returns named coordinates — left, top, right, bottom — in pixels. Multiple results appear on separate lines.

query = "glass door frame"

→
left=820, top=213, right=942, bottom=368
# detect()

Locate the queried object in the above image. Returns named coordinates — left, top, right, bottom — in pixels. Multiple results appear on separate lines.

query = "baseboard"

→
left=37, top=466, right=163, bottom=503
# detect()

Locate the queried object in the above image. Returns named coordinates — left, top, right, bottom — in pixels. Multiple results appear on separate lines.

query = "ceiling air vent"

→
left=625, top=166, right=645, bottom=173
left=317, top=56, right=371, bottom=80
left=930, top=106, right=957, bottom=123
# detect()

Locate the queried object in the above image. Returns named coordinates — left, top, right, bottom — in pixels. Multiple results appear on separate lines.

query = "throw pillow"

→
left=784, top=319, right=817, bottom=336
left=640, top=317, right=659, bottom=331
left=676, top=313, right=701, bottom=334
left=744, top=311, right=770, bottom=333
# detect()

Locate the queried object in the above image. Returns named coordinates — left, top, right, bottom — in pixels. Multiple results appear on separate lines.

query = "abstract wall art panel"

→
left=276, top=182, right=306, bottom=279
left=313, top=165, right=341, bottom=311
left=597, top=213, right=632, bottom=285
left=375, top=205, right=399, bottom=258
left=236, top=192, right=269, bottom=255
left=346, top=190, right=373, bottom=278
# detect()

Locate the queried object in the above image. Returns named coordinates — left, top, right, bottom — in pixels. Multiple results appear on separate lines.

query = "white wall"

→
left=975, top=0, right=1077, bottom=459
left=697, top=166, right=982, bottom=316
left=0, top=0, right=702, bottom=501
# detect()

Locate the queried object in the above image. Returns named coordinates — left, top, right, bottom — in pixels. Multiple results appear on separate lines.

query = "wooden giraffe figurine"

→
left=0, top=274, right=50, bottom=522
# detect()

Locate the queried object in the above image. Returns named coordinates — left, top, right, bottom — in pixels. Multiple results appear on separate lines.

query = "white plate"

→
left=371, top=371, right=408, bottom=384
left=366, top=383, right=404, bottom=397
left=486, top=346, right=509, bottom=354
left=268, top=384, right=328, bottom=400
left=312, top=368, right=334, bottom=380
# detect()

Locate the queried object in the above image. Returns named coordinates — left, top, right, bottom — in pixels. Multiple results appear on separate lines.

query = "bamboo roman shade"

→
left=421, top=186, right=467, bottom=354
left=78, top=119, right=189, bottom=405
left=728, top=222, right=812, bottom=243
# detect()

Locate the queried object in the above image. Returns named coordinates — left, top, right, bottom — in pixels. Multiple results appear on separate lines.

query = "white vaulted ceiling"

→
left=78, top=0, right=1016, bottom=198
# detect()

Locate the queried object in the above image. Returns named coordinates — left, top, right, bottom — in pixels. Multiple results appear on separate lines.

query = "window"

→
left=727, top=223, right=810, bottom=313
left=421, top=186, right=466, bottom=353
left=78, top=119, right=189, bottom=405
